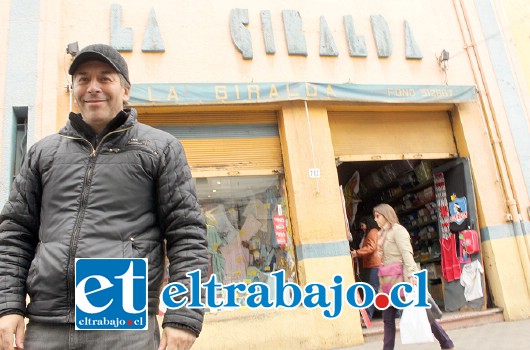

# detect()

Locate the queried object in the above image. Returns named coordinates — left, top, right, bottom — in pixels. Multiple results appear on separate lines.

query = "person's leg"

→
left=25, top=315, right=160, bottom=350
left=24, top=321, right=70, bottom=349
left=430, top=319, right=455, bottom=349
left=366, top=267, right=379, bottom=319
left=83, top=314, right=160, bottom=350
left=382, top=306, right=398, bottom=350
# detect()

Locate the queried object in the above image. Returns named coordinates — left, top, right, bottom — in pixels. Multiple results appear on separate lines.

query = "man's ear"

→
left=123, top=86, right=131, bottom=104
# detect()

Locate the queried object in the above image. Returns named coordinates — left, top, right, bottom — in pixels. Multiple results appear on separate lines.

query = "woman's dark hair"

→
left=360, top=215, right=378, bottom=232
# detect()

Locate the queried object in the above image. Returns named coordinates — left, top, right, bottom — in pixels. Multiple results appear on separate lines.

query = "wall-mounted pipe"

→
left=453, top=0, right=530, bottom=296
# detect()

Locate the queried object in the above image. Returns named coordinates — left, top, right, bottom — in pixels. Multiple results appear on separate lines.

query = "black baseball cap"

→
left=68, top=44, right=130, bottom=85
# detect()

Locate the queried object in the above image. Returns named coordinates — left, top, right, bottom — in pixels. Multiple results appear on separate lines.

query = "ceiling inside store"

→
left=194, top=175, right=280, bottom=202
left=336, top=159, right=448, bottom=188
left=336, top=160, right=410, bottom=187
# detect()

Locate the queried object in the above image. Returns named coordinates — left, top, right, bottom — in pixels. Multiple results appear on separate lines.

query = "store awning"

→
left=129, top=82, right=477, bottom=106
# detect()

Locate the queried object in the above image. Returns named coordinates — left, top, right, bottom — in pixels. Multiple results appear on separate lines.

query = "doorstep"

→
left=362, top=307, right=504, bottom=343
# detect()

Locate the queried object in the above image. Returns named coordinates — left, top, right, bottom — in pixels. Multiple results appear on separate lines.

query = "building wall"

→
left=1, top=1, right=530, bottom=348
left=463, top=0, right=530, bottom=319
left=1, top=0, right=40, bottom=202
left=0, top=0, right=11, bottom=197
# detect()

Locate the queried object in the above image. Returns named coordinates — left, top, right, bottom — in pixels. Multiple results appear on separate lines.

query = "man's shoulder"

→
left=135, top=122, right=181, bottom=146
left=29, top=133, right=63, bottom=152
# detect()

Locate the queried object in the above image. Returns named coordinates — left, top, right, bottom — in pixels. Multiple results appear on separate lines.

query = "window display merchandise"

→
left=195, top=175, right=297, bottom=310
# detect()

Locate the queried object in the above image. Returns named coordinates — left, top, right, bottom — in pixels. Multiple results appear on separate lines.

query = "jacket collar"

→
left=59, top=108, right=137, bottom=143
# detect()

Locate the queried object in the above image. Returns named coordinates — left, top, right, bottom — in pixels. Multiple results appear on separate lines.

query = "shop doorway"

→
left=337, top=158, right=488, bottom=319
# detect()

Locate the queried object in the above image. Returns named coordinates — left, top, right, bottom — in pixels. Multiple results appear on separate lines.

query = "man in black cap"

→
left=0, top=43, right=208, bottom=349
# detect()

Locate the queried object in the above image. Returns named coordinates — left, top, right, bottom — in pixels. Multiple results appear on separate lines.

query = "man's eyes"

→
left=76, top=76, right=112, bottom=82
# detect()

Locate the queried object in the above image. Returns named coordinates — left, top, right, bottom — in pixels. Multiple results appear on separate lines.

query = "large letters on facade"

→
left=110, top=4, right=165, bottom=53
left=229, top=9, right=422, bottom=60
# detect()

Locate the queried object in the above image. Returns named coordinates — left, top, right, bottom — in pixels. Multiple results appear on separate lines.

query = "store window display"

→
left=195, top=175, right=297, bottom=308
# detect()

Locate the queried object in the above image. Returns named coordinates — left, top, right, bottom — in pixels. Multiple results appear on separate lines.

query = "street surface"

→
left=337, top=318, right=530, bottom=350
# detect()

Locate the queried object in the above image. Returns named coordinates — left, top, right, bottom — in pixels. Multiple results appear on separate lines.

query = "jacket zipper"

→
left=60, top=126, right=133, bottom=322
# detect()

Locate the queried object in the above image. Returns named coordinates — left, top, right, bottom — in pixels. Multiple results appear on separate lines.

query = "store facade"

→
left=1, top=1, right=529, bottom=349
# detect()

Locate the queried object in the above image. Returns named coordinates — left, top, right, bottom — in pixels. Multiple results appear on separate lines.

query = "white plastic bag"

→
left=400, top=288, right=434, bottom=344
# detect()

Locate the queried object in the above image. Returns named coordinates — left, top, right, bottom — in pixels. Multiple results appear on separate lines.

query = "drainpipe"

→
left=453, top=0, right=530, bottom=296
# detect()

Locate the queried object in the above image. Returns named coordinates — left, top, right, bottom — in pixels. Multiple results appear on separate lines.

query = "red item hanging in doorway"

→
left=440, top=234, right=461, bottom=282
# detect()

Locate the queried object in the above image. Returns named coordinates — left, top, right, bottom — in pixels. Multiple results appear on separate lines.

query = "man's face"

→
left=73, top=60, right=130, bottom=132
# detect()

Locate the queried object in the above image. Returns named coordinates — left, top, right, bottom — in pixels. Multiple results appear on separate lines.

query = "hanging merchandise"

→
left=458, top=229, right=480, bottom=264
left=240, top=214, right=262, bottom=242
left=273, top=214, right=288, bottom=246
left=458, top=239, right=471, bottom=264
left=266, top=188, right=278, bottom=247
left=448, top=194, right=468, bottom=225
left=460, top=260, right=484, bottom=301
left=339, top=185, right=353, bottom=242
left=458, top=237, right=472, bottom=264
left=459, top=229, right=480, bottom=254
left=440, top=234, right=461, bottom=282
left=343, top=171, right=361, bottom=223
left=206, top=225, right=226, bottom=283
left=434, top=172, right=451, bottom=238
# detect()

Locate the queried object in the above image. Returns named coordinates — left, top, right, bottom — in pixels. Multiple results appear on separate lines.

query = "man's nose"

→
left=87, top=79, right=102, bottom=93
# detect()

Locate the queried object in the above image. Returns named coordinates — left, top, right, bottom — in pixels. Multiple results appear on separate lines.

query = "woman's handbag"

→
left=400, top=288, right=434, bottom=344
left=377, top=262, right=404, bottom=294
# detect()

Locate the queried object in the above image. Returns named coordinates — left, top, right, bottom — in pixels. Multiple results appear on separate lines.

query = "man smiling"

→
left=0, top=44, right=208, bottom=350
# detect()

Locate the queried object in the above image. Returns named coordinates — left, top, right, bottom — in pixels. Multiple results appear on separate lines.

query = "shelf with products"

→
left=396, top=182, right=441, bottom=275
left=404, top=218, right=438, bottom=231
left=357, top=173, right=423, bottom=220
left=352, top=161, right=442, bottom=266
left=356, top=160, right=436, bottom=220
left=386, top=180, right=435, bottom=206
left=397, top=199, right=436, bottom=217
left=419, top=257, right=441, bottom=264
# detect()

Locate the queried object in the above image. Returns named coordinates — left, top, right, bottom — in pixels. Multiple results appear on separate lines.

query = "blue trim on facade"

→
left=480, top=222, right=530, bottom=241
left=295, top=240, right=350, bottom=261
left=1, top=0, right=40, bottom=205
left=130, top=83, right=477, bottom=105
left=474, top=0, right=530, bottom=196
left=156, top=124, right=279, bottom=139
left=295, top=223, right=529, bottom=261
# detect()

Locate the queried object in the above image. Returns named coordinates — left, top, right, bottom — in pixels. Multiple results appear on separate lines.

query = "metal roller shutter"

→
left=329, top=111, right=458, bottom=162
left=138, top=111, right=282, bottom=177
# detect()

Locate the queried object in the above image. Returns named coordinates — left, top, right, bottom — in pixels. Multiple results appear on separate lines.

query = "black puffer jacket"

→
left=0, top=109, right=208, bottom=335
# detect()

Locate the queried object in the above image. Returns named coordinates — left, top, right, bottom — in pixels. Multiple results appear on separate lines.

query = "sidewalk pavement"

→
left=336, top=318, right=530, bottom=350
